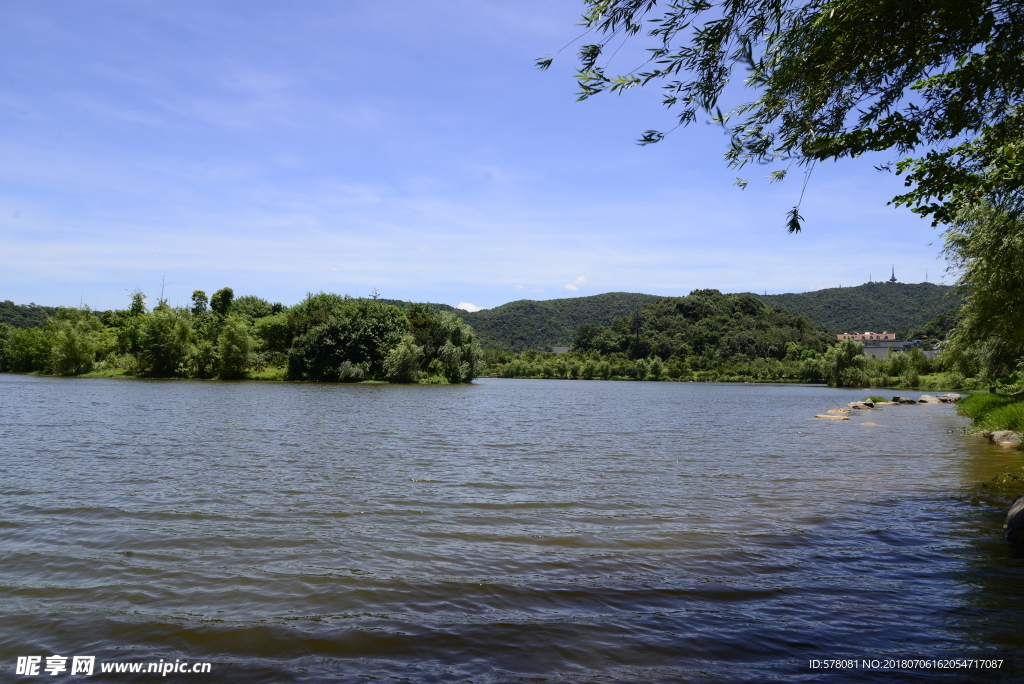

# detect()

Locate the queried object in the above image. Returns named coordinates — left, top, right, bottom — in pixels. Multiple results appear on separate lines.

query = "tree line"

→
left=491, top=289, right=836, bottom=383
left=0, top=289, right=483, bottom=383
left=486, top=288, right=982, bottom=389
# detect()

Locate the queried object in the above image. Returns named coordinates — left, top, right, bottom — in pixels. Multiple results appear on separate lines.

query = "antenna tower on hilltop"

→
left=888, top=266, right=897, bottom=283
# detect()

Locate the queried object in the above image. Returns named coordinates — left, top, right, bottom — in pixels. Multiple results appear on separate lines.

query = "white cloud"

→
left=456, top=301, right=484, bottom=312
left=563, top=275, right=587, bottom=291
left=514, top=284, right=526, bottom=291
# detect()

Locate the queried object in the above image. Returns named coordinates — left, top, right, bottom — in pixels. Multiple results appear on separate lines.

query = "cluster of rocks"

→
left=812, top=393, right=962, bottom=420
left=891, top=394, right=962, bottom=404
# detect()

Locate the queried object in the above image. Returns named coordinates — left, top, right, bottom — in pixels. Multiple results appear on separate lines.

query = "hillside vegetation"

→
left=758, top=282, right=959, bottom=334
left=0, top=301, right=57, bottom=328
left=4, top=283, right=962, bottom=354
left=452, top=292, right=663, bottom=351
left=494, top=289, right=836, bottom=382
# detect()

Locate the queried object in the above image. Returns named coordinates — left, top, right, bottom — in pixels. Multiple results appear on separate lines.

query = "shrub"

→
left=899, top=368, right=920, bottom=388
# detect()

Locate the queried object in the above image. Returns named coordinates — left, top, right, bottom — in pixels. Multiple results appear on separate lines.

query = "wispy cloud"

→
left=0, top=1, right=947, bottom=310
left=456, top=302, right=484, bottom=312
left=563, top=275, right=587, bottom=291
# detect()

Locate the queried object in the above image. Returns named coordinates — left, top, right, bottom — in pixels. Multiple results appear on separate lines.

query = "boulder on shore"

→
left=1005, top=494, right=1024, bottom=543
left=936, top=393, right=962, bottom=403
left=987, top=430, right=1023, bottom=447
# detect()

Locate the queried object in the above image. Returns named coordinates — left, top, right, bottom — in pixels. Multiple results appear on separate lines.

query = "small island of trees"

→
left=0, top=289, right=483, bottom=384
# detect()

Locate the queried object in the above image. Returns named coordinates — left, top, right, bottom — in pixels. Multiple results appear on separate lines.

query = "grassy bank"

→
left=957, top=394, right=1024, bottom=433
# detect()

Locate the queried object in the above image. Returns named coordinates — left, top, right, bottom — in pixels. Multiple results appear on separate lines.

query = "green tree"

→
left=129, top=290, right=147, bottom=316
left=287, top=297, right=411, bottom=381
left=210, top=287, right=234, bottom=316
left=218, top=315, right=254, bottom=379
left=821, top=338, right=868, bottom=387
left=191, top=290, right=209, bottom=316
left=383, top=334, right=424, bottom=383
left=543, top=0, right=1024, bottom=231
left=253, top=312, right=290, bottom=353
left=232, top=295, right=275, bottom=320
left=943, top=202, right=1024, bottom=382
left=186, top=339, right=218, bottom=379
left=139, top=309, right=192, bottom=376
left=49, top=326, right=96, bottom=376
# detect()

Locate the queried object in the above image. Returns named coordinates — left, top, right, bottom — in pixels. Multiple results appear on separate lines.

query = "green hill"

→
left=0, top=300, right=57, bottom=328
left=453, top=292, right=663, bottom=351
left=758, top=282, right=960, bottom=334
left=573, top=289, right=836, bottom=362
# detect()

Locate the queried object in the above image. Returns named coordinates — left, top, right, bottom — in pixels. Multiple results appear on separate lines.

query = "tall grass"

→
left=957, top=394, right=1024, bottom=431
left=979, top=403, right=1024, bottom=432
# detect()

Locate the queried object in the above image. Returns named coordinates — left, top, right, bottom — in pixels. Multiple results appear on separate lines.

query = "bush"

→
left=899, top=368, right=920, bottom=388
left=946, top=371, right=967, bottom=389
left=337, top=361, right=366, bottom=382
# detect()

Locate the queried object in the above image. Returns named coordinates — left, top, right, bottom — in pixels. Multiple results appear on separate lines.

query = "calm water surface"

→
left=2, top=375, right=1024, bottom=682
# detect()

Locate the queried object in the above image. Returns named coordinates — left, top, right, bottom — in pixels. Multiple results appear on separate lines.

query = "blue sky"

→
left=1, top=1, right=949, bottom=312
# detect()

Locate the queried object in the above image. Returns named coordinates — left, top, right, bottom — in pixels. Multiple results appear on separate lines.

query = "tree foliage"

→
left=0, top=301, right=56, bottom=328
left=543, top=0, right=1024, bottom=229
left=943, top=201, right=1024, bottom=381
left=573, top=289, right=836, bottom=361
left=286, top=297, right=411, bottom=381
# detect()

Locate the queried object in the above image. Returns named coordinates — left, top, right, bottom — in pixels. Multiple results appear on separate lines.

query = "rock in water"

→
left=989, top=430, right=1023, bottom=447
left=1005, top=494, right=1024, bottom=543
left=918, top=395, right=941, bottom=404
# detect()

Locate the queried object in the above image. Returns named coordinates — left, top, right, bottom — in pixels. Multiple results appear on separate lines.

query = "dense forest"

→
left=489, top=289, right=967, bottom=388
left=0, top=289, right=482, bottom=383
left=759, top=282, right=959, bottom=334
left=0, top=301, right=56, bottom=328
left=492, top=289, right=836, bottom=382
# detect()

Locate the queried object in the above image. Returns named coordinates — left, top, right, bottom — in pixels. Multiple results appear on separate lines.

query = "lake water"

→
left=2, top=375, right=1024, bottom=682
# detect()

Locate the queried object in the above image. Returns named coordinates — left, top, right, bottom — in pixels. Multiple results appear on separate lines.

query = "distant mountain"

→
left=757, top=282, right=960, bottom=334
